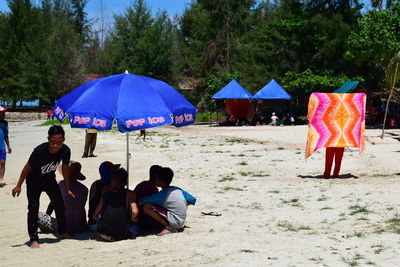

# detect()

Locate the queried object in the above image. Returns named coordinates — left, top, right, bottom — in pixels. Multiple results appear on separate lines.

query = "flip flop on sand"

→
left=201, top=211, right=222, bottom=216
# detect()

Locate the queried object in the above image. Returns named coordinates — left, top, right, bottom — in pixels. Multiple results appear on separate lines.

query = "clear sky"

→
left=0, top=0, right=371, bottom=24
left=0, top=0, right=193, bottom=18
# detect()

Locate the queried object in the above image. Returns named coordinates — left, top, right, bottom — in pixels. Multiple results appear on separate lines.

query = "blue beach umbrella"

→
left=52, top=72, right=196, bottom=186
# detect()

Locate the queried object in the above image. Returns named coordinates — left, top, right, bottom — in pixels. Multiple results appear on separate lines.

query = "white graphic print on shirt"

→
left=40, top=160, right=61, bottom=175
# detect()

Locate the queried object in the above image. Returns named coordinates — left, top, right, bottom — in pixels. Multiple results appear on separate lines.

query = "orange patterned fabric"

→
left=306, top=93, right=366, bottom=158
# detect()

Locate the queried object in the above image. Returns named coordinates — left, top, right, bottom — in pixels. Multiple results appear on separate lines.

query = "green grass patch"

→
left=386, top=214, right=400, bottom=234
left=346, top=232, right=365, bottom=238
left=239, top=171, right=270, bottom=177
left=240, top=249, right=256, bottom=253
left=222, top=187, right=243, bottom=191
left=349, top=204, right=372, bottom=216
left=225, top=137, right=250, bottom=144
left=341, top=253, right=364, bottom=267
left=281, top=198, right=301, bottom=207
left=371, top=244, right=384, bottom=254
left=38, top=118, right=69, bottom=126
left=238, top=161, right=248, bottom=166
left=317, top=195, right=328, bottom=201
left=195, top=111, right=225, bottom=122
left=218, top=176, right=235, bottom=182
left=277, top=221, right=312, bottom=232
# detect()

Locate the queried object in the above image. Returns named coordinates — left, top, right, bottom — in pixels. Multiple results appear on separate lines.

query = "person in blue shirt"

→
left=141, top=167, right=196, bottom=236
left=0, top=107, right=12, bottom=187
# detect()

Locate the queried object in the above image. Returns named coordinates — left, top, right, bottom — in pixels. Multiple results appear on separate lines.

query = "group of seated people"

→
left=38, top=161, right=196, bottom=241
left=219, top=112, right=295, bottom=126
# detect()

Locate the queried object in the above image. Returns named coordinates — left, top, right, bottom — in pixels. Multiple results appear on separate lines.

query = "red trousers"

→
left=324, top=147, right=344, bottom=178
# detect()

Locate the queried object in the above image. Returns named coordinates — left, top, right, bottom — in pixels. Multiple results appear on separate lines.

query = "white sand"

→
left=0, top=120, right=399, bottom=266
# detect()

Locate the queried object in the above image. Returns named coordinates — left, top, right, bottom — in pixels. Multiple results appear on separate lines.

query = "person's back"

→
left=59, top=180, right=88, bottom=233
left=88, top=179, right=106, bottom=225
left=158, top=186, right=188, bottom=229
left=134, top=180, right=158, bottom=201
left=88, top=161, right=120, bottom=227
left=133, top=165, right=161, bottom=231
left=97, top=189, right=129, bottom=241
left=95, top=168, right=131, bottom=241
left=142, top=167, right=196, bottom=235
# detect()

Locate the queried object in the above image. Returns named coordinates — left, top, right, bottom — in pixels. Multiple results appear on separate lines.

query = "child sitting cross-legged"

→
left=141, top=167, right=196, bottom=236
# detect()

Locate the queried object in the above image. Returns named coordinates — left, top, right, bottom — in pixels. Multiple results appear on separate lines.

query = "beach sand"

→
left=0, top=120, right=399, bottom=266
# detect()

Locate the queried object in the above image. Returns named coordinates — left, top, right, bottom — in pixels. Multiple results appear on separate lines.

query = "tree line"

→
left=0, top=0, right=399, bottom=113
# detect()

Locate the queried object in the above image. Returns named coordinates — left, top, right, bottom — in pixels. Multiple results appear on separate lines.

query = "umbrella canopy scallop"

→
left=52, top=73, right=196, bottom=132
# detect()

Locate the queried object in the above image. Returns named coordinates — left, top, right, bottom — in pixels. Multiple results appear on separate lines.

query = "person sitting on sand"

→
left=92, top=168, right=137, bottom=241
left=141, top=167, right=196, bottom=236
left=11, top=125, right=75, bottom=248
left=87, top=161, right=121, bottom=230
left=131, top=165, right=163, bottom=234
left=41, top=161, right=88, bottom=234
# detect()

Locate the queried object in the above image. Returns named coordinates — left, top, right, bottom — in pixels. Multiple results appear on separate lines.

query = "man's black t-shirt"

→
left=27, top=142, right=71, bottom=182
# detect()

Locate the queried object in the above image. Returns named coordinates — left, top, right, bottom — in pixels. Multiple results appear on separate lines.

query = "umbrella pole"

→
left=126, top=132, right=130, bottom=189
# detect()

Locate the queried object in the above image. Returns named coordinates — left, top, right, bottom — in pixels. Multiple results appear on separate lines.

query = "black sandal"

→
left=201, top=211, right=222, bottom=216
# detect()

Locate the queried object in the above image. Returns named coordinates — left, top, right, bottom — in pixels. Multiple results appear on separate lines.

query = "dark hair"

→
left=158, top=167, right=174, bottom=185
left=112, top=168, right=128, bottom=186
left=48, top=125, right=65, bottom=137
left=149, top=165, right=162, bottom=181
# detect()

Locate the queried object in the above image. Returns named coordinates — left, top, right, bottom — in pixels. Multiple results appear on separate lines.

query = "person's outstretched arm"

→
left=61, top=163, right=75, bottom=198
left=12, top=162, right=31, bottom=197
left=88, top=182, right=97, bottom=201
left=4, top=135, right=11, bottom=153
left=92, top=197, right=104, bottom=221
left=127, top=191, right=138, bottom=222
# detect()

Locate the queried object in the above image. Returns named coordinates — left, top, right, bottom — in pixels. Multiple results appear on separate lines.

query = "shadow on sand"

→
left=12, top=237, right=61, bottom=248
left=297, top=173, right=358, bottom=179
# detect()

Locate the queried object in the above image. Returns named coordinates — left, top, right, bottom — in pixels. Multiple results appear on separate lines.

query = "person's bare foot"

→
left=156, top=227, right=177, bottom=236
left=30, top=241, right=40, bottom=248
left=60, top=233, right=74, bottom=239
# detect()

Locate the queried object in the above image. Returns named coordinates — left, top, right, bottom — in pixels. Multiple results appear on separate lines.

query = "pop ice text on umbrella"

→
left=53, top=106, right=65, bottom=120
left=125, top=116, right=166, bottom=129
left=175, top=113, right=194, bottom=124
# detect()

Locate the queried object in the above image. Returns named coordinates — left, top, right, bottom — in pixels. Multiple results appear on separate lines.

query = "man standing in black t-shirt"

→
left=12, top=125, right=76, bottom=248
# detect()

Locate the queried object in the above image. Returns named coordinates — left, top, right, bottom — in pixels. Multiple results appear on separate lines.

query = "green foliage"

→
left=345, top=3, right=400, bottom=76
left=195, top=111, right=225, bottom=122
left=282, top=69, right=358, bottom=95
left=0, top=0, right=87, bottom=106
left=103, top=0, right=178, bottom=83
left=0, top=0, right=392, bottom=117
